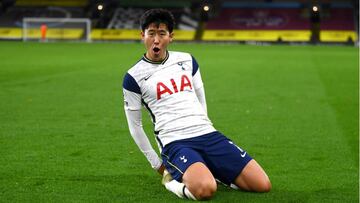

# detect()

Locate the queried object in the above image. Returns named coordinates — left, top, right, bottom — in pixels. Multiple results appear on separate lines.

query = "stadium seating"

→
left=203, top=2, right=311, bottom=42
left=15, top=0, right=88, bottom=7
left=0, top=6, right=85, bottom=27
left=206, top=8, right=309, bottom=30
left=0, top=0, right=357, bottom=43
left=203, top=1, right=358, bottom=43
left=319, top=4, right=357, bottom=42
left=107, top=7, right=144, bottom=29
left=106, top=7, right=197, bottom=30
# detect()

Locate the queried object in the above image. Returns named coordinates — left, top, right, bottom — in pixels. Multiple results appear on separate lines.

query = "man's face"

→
left=141, top=23, right=173, bottom=62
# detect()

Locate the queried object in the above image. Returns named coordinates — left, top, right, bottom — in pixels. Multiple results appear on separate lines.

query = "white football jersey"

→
left=123, top=51, right=216, bottom=147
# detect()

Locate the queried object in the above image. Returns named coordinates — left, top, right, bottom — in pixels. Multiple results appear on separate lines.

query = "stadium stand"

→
left=202, top=2, right=311, bottom=42
left=178, top=7, right=198, bottom=31
left=319, top=3, right=357, bottom=42
left=201, top=1, right=358, bottom=43
left=94, top=4, right=198, bottom=41
left=0, top=0, right=358, bottom=44
left=107, top=7, right=144, bottom=29
left=206, top=8, right=309, bottom=30
left=0, top=0, right=88, bottom=40
left=0, top=6, right=85, bottom=27
left=106, top=7, right=197, bottom=30
left=14, top=0, right=88, bottom=7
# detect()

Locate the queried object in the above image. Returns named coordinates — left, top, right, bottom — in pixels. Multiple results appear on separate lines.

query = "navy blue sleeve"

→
left=123, top=73, right=141, bottom=94
left=191, top=55, right=199, bottom=76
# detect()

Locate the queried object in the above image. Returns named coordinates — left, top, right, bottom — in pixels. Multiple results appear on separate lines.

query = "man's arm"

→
left=191, top=55, right=208, bottom=114
left=123, top=86, right=163, bottom=173
left=193, top=70, right=208, bottom=114
left=124, top=108, right=163, bottom=172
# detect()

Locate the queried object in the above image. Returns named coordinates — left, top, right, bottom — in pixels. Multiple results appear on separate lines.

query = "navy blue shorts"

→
left=161, top=131, right=252, bottom=185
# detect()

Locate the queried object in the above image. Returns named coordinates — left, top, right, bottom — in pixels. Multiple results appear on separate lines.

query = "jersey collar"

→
left=142, top=51, right=169, bottom=65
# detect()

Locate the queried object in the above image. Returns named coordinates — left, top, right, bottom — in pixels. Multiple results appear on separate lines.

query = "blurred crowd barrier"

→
left=0, top=28, right=195, bottom=41
left=0, top=28, right=357, bottom=43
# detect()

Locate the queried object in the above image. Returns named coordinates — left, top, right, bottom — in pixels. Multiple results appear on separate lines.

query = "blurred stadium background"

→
left=0, top=0, right=358, bottom=44
left=0, top=0, right=358, bottom=202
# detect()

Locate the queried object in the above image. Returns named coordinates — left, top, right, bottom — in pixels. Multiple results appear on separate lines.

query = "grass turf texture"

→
left=0, top=41, right=358, bottom=202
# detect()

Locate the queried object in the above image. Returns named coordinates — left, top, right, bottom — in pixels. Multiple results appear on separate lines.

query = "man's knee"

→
left=234, top=159, right=272, bottom=193
left=257, top=178, right=271, bottom=193
left=183, top=162, right=217, bottom=199
left=253, top=168, right=271, bottom=193
left=192, top=179, right=217, bottom=200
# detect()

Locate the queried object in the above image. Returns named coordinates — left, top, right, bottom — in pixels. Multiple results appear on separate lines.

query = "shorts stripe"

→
left=166, top=160, right=184, bottom=174
left=162, top=154, right=169, bottom=159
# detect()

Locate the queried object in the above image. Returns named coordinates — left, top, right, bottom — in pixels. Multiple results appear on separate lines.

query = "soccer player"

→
left=123, top=9, right=271, bottom=200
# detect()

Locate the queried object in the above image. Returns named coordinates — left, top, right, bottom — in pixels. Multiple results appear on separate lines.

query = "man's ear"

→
left=169, top=32, right=174, bottom=42
left=141, top=31, right=145, bottom=41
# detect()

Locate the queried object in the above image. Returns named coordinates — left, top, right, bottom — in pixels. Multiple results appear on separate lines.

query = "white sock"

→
left=230, top=183, right=239, bottom=190
left=165, top=180, right=197, bottom=200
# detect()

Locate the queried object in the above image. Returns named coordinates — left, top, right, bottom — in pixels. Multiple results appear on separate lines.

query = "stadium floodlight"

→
left=312, top=6, right=318, bottom=12
left=22, top=17, right=91, bottom=42
left=203, top=5, right=210, bottom=12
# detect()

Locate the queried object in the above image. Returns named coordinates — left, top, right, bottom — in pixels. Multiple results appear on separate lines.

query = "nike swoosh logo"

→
left=240, top=152, right=247, bottom=158
left=144, top=75, right=151, bottom=81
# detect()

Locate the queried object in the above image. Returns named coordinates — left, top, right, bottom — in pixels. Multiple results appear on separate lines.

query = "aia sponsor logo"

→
left=156, top=75, right=192, bottom=100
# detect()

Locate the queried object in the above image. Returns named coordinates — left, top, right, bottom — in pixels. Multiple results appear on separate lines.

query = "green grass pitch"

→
left=0, top=41, right=358, bottom=202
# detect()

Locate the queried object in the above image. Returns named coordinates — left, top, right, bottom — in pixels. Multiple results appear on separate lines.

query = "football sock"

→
left=161, top=169, right=173, bottom=185
left=230, top=183, right=239, bottom=190
left=165, top=180, right=197, bottom=200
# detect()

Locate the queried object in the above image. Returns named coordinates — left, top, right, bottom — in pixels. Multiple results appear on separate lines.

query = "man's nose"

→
left=154, top=34, right=160, bottom=44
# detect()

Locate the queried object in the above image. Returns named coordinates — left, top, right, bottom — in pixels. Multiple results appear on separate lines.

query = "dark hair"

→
left=140, top=9, right=175, bottom=33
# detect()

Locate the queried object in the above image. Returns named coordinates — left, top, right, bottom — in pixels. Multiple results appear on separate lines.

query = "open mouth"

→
left=153, top=47, right=160, bottom=54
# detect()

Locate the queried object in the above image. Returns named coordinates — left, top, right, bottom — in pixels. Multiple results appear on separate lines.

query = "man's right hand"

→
left=157, top=164, right=165, bottom=175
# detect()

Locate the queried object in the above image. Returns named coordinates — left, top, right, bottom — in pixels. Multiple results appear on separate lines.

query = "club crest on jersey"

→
left=178, top=62, right=185, bottom=70
left=157, top=74, right=192, bottom=100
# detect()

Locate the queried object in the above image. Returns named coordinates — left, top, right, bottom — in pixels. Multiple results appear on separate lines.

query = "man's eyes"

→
left=147, top=32, right=167, bottom=36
